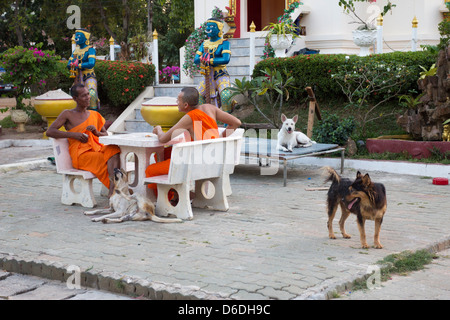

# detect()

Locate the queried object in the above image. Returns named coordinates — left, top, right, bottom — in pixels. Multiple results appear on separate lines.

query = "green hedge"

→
left=49, top=60, right=155, bottom=110
left=252, top=51, right=437, bottom=102
left=95, top=60, right=155, bottom=109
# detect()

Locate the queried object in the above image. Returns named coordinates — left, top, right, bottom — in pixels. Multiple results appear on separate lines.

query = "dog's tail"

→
left=321, top=166, right=341, bottom=184
left=150, top=215, right=183, bottom=223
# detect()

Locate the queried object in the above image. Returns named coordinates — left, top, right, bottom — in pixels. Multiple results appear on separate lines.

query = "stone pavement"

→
left=0, top=140, right=449, bottom=301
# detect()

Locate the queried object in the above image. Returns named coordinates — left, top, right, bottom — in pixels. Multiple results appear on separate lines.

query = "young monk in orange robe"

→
left=145, top=87, right=241, bottom=196
left=46, top=84, right=120, bottom=196
left=67, top=110, right=120, bottom=189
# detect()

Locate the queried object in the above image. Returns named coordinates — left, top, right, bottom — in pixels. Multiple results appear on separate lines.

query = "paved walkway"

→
left=0, top=141, right=449, bottom=300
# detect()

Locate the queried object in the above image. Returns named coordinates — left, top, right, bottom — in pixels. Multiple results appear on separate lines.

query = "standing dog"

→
left=323, top=167, right=387, bottom=249
left=277, top=114, right=316, bottom=152
left=84, top=168, right=182, bottom=224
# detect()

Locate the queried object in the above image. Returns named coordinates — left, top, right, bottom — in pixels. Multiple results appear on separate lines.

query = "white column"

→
left=109, top=37, right=115, bottom=61
left=249, top=21, right=256, bottom=78
left=153, top=30, right=159, bottom=85
left=411, top=16, right=418, bottom=52
left=376, top=14, right=383, bottom=54
left=71, top=35, right=76, bottom=52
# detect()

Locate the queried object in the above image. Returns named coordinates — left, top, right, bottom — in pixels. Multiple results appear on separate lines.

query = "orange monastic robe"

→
left=145, top=109, right=219, bottom=194
left=68, top=111, right=120, bottom=189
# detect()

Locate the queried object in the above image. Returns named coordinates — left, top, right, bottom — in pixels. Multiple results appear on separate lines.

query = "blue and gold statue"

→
left=67, top=28, right=99, bottom=110
left=194, top=18, right=234, bottom=112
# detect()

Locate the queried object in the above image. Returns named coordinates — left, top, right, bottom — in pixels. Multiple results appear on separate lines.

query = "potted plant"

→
left=0, top=43, right=61, bottom=132
left=338, top=0, right=395, bottom=56
left=262, top=21, right=300, bottom=58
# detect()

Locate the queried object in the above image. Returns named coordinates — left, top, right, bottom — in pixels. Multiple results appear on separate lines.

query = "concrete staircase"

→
left=108, top=37, right=266, bottom=134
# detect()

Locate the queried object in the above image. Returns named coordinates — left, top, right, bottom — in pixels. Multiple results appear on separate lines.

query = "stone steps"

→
left=118, top=37, right=266, bottom=133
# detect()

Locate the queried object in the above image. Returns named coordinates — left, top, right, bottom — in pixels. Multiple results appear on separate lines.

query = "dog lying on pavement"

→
left=84, top=168, right=182, bottom=224
left=323, top=166, right=387, bottom=249
left=277, top=114, right=316, bottom=152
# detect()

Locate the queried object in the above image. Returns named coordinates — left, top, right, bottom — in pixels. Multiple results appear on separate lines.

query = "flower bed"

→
left=366, top=138, right=450, bottom=159
left=95, top=60, right=155, bottom=108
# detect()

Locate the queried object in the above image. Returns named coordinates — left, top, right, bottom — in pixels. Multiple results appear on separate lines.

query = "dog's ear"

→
left=362, top=173, right=372, bottom=187
left=281, top=113, right=287, bottom=122
left=293, top=115, right=298, bottom=123
left=356, top=171, right=362, bottom=179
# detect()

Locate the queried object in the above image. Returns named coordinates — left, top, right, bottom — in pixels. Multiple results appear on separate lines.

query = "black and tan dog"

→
left=323, top=167, right=387, bottom=249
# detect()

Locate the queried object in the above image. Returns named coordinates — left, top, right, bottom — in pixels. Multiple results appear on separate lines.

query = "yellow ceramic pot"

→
left=34, top=90, right=76, bottom=139
left=141, top=96, right=184, bottom=132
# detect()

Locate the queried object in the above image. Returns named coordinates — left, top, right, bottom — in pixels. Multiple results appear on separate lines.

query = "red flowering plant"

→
left=338, top=0, right=396, bottom=30
left=95, top=60, right=155, bottom=108
left=0, top=43, right=61, bottom=114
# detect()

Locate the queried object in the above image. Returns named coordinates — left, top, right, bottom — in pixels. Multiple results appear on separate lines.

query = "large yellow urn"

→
left=34, top=89, right=76, bottom=139
left=141, top=96, right=184, bottom=132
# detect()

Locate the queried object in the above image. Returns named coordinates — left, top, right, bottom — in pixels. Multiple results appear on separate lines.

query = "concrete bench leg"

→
left=100, top=184, right=109, bottom=197
left=155, top=182, right=193, bottom=221
left=61, top=174, right=97, bottom=208
left=192, top=177, right=229, bottom=212
left=223, top=174, right=232, bottom=196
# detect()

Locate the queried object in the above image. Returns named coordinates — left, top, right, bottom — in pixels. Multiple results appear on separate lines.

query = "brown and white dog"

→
left=84, top=168, right=182, bottom=224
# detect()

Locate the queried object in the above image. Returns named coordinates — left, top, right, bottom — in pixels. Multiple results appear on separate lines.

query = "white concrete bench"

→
left=143, top=128, right=244, bottom=220
left=51, top=138, right=133, bottom=208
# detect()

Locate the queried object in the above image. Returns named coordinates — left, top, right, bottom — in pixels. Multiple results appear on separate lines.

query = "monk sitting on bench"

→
left=145, top=87, right=241, bottom=197
left=46, top=84, right=120, bottom=197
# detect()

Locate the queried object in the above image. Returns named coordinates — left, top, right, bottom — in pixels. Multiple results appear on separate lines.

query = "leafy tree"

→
left=0, top=0, right=194, bottom=69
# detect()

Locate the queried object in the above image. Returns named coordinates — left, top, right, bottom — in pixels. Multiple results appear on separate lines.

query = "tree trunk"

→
left=13, top=0, right=24, bottom=46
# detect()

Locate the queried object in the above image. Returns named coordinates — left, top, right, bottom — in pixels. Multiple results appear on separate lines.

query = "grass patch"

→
left=344, top=249, right=437, bottom=295
left=377, top=249, right=436, bottom=279
left=0, top=111, right=44, bottom=128
left=0, top=115, right=16, bottom=128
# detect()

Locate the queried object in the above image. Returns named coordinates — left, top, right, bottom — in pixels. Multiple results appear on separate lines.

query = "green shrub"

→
left=254, top=54, right=347, bottom=100
left=313, top=111, right=355, bottom=145
left=47, top=61, right=73, bottom=93
left=95, top=60, right=155, bottom=109
left=43, top=60, right=155, bottom=111
left=253, top=51, right=437, bottom=103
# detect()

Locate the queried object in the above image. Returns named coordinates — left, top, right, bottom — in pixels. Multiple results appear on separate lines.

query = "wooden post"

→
left=305, top=87, right=321, bottom=138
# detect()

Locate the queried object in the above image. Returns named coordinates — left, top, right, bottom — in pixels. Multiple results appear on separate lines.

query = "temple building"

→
left=194, top=0, right=446, bottom=55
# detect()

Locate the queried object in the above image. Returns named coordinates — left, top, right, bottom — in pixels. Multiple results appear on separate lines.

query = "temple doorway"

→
left=246, top=0, right=286, bottom=32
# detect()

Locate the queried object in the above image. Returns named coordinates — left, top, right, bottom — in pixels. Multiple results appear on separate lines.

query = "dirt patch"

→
left=0, top=125, right=46, bottom=140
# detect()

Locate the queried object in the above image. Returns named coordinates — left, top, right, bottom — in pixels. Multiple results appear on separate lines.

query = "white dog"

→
left=277, top=114, right=316, bottom=152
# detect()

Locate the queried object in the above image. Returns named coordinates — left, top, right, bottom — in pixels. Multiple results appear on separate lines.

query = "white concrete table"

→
left=100, top=132, right=184, bottom=198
